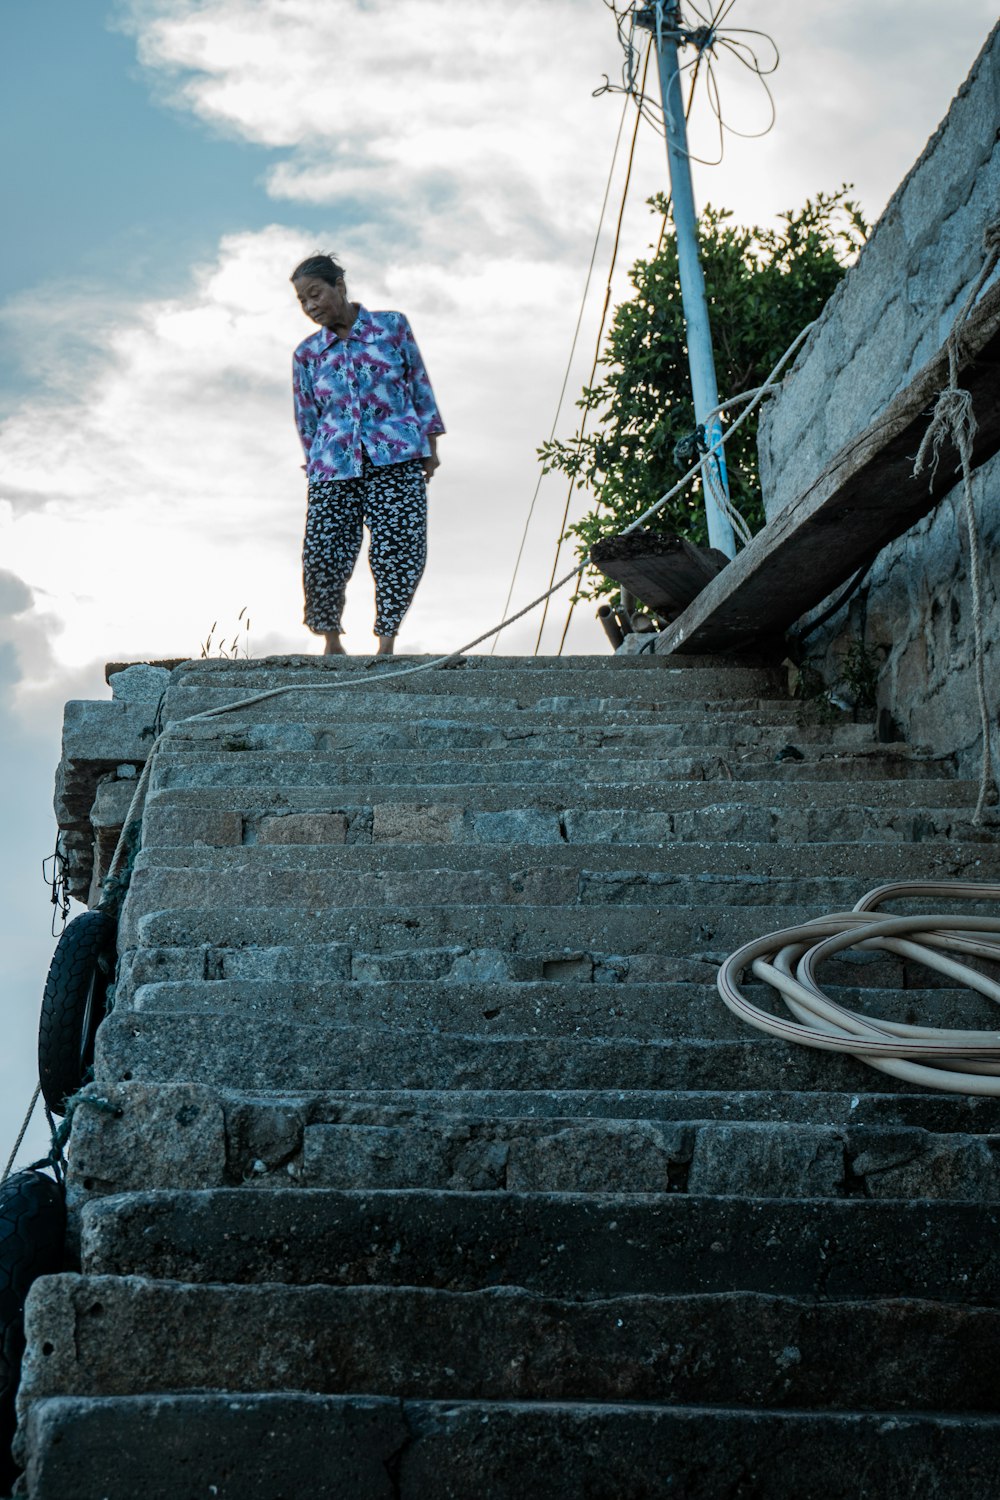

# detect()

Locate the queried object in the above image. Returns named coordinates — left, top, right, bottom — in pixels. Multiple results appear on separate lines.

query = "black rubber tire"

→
left=0, top=1171, right=64, bottom=1493
left=38, top=910, right=117, bottom=1116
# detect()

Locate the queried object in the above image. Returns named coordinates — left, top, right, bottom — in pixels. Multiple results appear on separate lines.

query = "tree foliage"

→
left=540, top=187, right=868, bottom=602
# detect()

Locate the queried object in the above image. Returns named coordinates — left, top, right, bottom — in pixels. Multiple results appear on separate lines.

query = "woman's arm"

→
left=398, top=316, right=445, bottom=457
left=292, top=353, right=320, bottom=460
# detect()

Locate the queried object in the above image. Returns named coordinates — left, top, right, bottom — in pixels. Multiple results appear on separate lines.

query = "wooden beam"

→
left=590, top=531, right=729, bottom=616
left=656, top=276, right=1000, bottom=656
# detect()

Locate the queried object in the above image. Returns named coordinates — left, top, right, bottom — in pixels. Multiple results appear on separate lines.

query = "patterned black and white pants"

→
left=303, top=454, right=427, bottom=638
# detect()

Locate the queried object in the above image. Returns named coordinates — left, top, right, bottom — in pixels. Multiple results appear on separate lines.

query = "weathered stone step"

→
left=20, top=1276, right=1000, bottom=1413
left=295, top=1115, right=1000, bottom=1200
left=119, top=898, right=944, bottom=959
left=161, top=684, right=789, bottom=728
left=163, top=717, right=879, bottom=755
left=143, top=777, right=994, bottom=818
left=133, top=839, right=992, bottom=886
left=175, top=651, right=774, bottom=676
left=120, top=976, right=751, bottom=1033
left=165, top=660, right=784, bottom=702
left=140, top=787, right=1000, bottom=850
left=61, top=694, right=811, bottom=776
left=21, top=1392, right=1000, bottom=1500
left=93, top=1012, right=938, bottom=1095
left=78, top=1188, right=1000, bottom=1301
left=122, top=977, right=1000, bottom=1044
left=148, top=748, right=949, bottom=791
left=119, top=864, right=989, bottom=931
left=161, top=696, right=788, bottom=732
left=164, top=697, right=848, bottom=738
left=64, top=1081, right=1000, bottom=1201
left=118, top=937, right=932, bottom=993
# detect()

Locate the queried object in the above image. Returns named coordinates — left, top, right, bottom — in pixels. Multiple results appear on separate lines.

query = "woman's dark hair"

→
left=291, top=253, right=345, bottom=287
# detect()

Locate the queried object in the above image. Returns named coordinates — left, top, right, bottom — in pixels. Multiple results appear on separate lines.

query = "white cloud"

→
left=0, top=219, right=616, bottom=674
left=116, top=0, right=999, bottom=236
left=117, top=0, right=629, bottom=265
left=4, top=0, right=997, bottom=675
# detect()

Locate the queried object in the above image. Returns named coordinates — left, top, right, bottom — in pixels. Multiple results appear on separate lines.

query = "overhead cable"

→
left=490, top=88, right=632, bottom=653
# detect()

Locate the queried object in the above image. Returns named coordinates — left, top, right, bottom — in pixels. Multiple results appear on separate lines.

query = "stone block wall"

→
left=805, top=451, right=999, bottom=775
left=756, top=21, right=1000, bottom=772
left=758, top=21, right=1000, bottom=518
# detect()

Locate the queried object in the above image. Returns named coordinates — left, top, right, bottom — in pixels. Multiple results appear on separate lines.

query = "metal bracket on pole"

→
left=635, top=1, right=736, bottom=558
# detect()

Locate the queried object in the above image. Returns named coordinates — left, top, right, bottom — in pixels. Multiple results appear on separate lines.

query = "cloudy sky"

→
left=1, top=0, right=996, bottom=1166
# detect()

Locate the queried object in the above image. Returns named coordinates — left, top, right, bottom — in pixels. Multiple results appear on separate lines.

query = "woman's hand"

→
left=422, top=435, right=441, bottom=482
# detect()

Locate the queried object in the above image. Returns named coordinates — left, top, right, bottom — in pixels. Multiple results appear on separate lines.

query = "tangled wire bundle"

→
left=717, top=881, right=1000, bottom=1096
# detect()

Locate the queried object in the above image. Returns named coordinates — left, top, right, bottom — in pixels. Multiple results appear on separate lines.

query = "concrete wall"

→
left=804, top=451, right=999, bottom=776
left=757, top=21, right=1000, bottom=772
left=759, top=21, right=1000, bottom=519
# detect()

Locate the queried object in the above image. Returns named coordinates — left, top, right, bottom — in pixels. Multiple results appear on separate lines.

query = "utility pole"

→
left=635, top=2, right=736, bottom=558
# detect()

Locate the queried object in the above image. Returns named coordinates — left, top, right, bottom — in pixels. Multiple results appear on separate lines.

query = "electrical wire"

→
left=599, top=0, right=780, bottom=168
left=548, top=1, right=779, bottom=648
left=533, top=39, right=654, bottom=656
left=547, top=22, right=711, bottom=654
left=490, top=89, right=632, bottom=654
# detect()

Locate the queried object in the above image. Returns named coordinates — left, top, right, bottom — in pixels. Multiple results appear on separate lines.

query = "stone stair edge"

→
left=118, top=895, right=998, bottom=959
left=66, top=1077, right=1000, bottom=1128
left=67, top=1083, right=1000, bottom=1204
left=18, top=1274, right=1000, bottom=1415
left=115, top=898, right=890, bottom=957
left=20, top=1391, right=1000, bottom=1500
left=91, top=1011, right=967, bottom=1096
left=136, top=781, right=994, bottom=810
left=129, top=842, right=993, bottom=882
left=118, top=975, right=1000, bottom=1046
left=22, top=1391, right=1000, bottom=1500
left=68, top=1188, right=1000, bottom=1304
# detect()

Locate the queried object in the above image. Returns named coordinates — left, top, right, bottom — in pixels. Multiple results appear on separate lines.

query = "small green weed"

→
left=841, top=638, right=882, bottom=711
left=200, top=606, right=251, bottom=660
left=790, top=660, right=840, bottom=724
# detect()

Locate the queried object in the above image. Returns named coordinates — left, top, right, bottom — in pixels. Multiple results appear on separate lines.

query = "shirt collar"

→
left=314, top=304, right=373, bottom=353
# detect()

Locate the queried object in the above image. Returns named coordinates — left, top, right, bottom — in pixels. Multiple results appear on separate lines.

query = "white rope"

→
left=100, top=317, right=821, bottom=890
left=913, top=218, right=1000, bottom=824
left=617, top=317, right=816, bottom=539
left=718, top=881, right=1000, bottom=1097
left=2, top=1083, right=41, bottom=1184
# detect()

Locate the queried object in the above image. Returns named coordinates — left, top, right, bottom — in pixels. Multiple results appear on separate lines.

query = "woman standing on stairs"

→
left=290, top=253, right=445, bottom=656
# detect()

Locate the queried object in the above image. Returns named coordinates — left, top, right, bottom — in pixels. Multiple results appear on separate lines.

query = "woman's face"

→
left=294, top=274, right=351, bottom=329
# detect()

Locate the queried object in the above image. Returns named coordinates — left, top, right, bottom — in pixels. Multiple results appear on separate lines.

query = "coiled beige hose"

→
left=717, top=881, right=1000, bottom=1095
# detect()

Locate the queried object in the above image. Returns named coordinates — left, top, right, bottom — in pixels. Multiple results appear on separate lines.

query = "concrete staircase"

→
left=17, top=654, right=1000, bottom=1497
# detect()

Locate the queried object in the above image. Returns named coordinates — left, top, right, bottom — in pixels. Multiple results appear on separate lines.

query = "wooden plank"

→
left=590, top=531, right=729, bottom=616
left=656, top=276, right=1000, bottom=655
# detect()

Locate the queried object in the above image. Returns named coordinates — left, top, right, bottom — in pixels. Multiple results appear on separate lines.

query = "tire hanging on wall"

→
left=0, top=1170, right=65, bottom=1493
left=38, top=910, right=117, bottom=1117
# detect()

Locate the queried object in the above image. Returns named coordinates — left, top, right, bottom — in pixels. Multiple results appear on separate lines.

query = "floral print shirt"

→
left=292, top=306, right=445, bottom=482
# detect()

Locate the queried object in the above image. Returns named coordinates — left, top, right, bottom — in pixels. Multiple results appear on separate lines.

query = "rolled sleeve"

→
left=399, top=316, right=445, bottom=439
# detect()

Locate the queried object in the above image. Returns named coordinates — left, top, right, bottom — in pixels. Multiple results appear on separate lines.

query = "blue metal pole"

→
left=639, top=2, right=736, bottom=557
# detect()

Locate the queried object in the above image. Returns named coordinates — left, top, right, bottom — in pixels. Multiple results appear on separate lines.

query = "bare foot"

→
left=376, top=635, right=395, bottom=657
left=323, top=632, right=347, bottom=655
